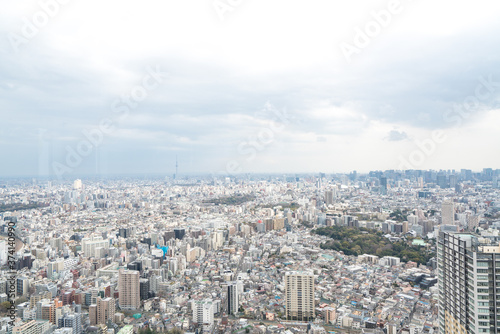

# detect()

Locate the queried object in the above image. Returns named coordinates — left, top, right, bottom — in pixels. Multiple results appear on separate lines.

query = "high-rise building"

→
left=174, top=228, right=185, bottom=240
left=402, top=221, right=409, bottom=234
left=437, top=173, right=448, bottom=188
left=139, top=279, right=149, bottom=300
left=324, top=190, right=334, bottom=206
left=437, top=232, right=500, bottom=333
left=47, top=259, right=64, bottom=279
left=119, top=228, right=131, bottom=239
left=285, top=271, right=315, bottom=322
left=16, top=277, right=30, bottom=297
left=417, top=177, right=424, bottom=188
left=380, top=177, right=387, bottom=195
left=226, top=282, right=239, bottom=315
left=449, top=174, right=457, bottom=188
left=118, top=269, right=140, bottom=310
left=193, top=299, right=215, bottom=330
left=58, top=313, right=82, bottom=334
left=442, top=200, right=455, bottom=226
left=73, top=179, right=82, bottom=190
left=90, top=297, right=115, bottom=326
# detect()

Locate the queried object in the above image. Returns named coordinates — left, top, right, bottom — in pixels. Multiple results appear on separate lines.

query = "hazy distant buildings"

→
left=437, top=173, right=448, bottom=188
left=442, top=201, right=455, bottom=225
left=380, top=177, right=387, bottom=195
left=325, top=190, right=334, bottom=206
left=73, top=179, right=82, bottom=190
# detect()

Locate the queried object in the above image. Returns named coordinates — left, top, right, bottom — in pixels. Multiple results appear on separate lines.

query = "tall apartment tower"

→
left=324, top=190, right=334, bottom=206
left=118, top=269, right=140, bottom=310
left=379, top=176, right=387, bottom=195
left=193, top=299, right=215, bottom=329
left=442, top=200, right=455, bottom=225
left=438, top=232, right=500, bottom=334
left=226, top=282, right=239, bottom=315
left=285, top=271, right=315, bottom=322
left=89, top=297, right=115, bottom=326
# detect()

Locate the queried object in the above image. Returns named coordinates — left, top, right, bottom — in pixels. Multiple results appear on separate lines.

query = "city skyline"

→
left=1, top=164, right=500, bottom=333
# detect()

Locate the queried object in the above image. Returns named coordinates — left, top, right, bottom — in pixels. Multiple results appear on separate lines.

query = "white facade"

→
left=193, top=299, right=214, bottom=329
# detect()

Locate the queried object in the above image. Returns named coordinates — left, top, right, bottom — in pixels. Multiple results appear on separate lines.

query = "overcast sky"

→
left=1, top=0, right=500, bottom=177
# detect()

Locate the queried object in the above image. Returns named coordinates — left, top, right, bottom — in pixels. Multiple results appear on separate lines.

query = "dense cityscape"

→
left=0, top=168, right=499, bottom=334
left=3, top=2, right=500, bottom=334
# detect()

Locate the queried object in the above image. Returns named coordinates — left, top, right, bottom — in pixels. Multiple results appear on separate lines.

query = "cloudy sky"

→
left=1, top=0, right=500, bottom=177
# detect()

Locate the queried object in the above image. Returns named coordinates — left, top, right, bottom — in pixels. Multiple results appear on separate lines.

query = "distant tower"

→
left=442, top=201, right=455, bottom=225
left=380, top=176, right=387, bottom=195
left=174, top=156, right=178, bottom=180
left=73, top=179, right=82, bottom=190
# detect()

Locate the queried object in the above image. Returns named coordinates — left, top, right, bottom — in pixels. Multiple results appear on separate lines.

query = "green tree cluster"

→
left=313, top=226, right=433, bottom=264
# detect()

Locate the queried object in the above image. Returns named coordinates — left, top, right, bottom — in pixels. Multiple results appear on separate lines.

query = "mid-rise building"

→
left=193, top=299, right=215, bottom=330
left=81, top=237, right=108, bottom=258
left=58, top=313, right=82, bottom=334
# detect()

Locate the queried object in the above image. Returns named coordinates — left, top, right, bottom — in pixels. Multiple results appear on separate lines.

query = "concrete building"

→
left=442, top=201, right=455, bottom=226
left=226, top=282, right=239, bottom=316
left=438, top=232, right=500, bottom=334
left=81, top=237, right=109, bottom=258
left=58, top=313, right=82, bottom=334
left=12, top=320, right=38, bottom=334
left=90, top=297, right=115, bottom=326
left=118, top=269, right=140, bottom=310
left=285, top=271, right=315, bottom=322
left=193, top=299, right=215, bottom=330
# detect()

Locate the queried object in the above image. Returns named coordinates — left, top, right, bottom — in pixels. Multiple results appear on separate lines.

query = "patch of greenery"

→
left=389, top=209, right=408, bottom=222
left=203, top=194, right=255, bottom=205
left=257, top=202, right=300, bottom=210
left=313, top=226, right=433, bottom=264
left=139, top=328, right=183, bottom=334
left=0, top=202, right=49, bottom=213
left=301, top=221, right=314, bottom=228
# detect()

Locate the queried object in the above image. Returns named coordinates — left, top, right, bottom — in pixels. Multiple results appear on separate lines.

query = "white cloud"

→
left=1, top=0, right=500, bottom=175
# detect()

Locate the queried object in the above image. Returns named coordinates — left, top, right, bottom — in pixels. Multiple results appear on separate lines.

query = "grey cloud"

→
left=386, top=130, right=408, bottom=142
